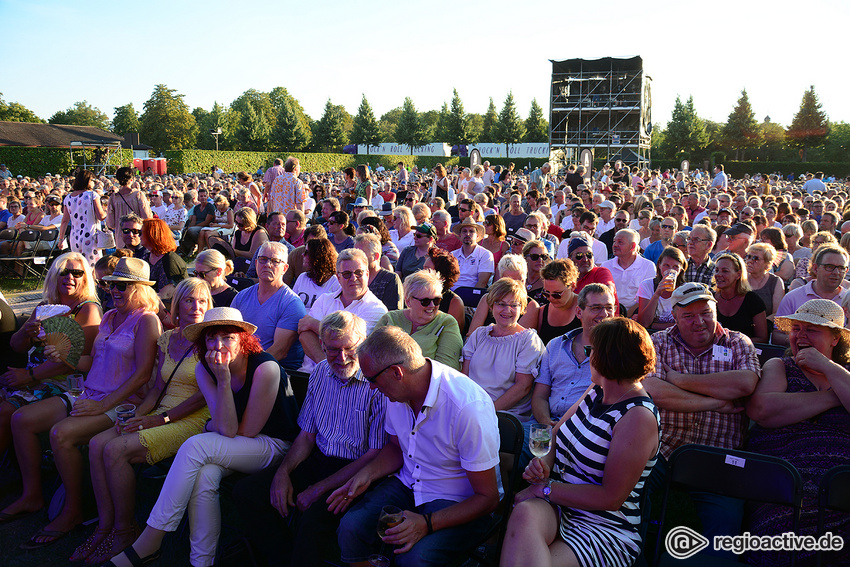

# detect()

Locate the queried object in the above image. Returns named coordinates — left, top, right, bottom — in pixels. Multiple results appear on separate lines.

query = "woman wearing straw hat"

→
left=108, top=307, right=299, bottom=567
left=6, top=257, right=161, bottom=550
left=745, top=299, right=850, bottom=566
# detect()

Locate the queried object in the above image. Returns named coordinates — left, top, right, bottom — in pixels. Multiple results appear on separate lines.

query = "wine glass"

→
left=529, top=424, right=553, bottom=459
left=373, top=505, right=403, bottom=565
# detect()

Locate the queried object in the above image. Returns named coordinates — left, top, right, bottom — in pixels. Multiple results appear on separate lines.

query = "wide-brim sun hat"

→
left=451, top=217, right=485, bottom=237
left=182, top=307, right=258, bottom=342
left=774, top=299, right=850, bottom=341
left=101, top=257, right=155, bottom=285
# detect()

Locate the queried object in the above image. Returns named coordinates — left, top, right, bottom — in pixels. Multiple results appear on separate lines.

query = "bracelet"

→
left=424, top=512, right=433, bottom=535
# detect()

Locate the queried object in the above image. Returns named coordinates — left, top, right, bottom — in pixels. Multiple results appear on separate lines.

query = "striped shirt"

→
left=298, top=360, right=388, bottom=461
left=554, top=386, right=660, bottom=567
left=648, top=324, right=760, bottom=459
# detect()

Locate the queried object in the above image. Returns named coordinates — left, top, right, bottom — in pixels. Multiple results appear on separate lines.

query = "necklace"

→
left=609, top=384, right=638, bottom=405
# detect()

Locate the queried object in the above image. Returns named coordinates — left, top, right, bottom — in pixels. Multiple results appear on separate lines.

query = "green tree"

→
left=722, top=89, right=761, bottom=160
left=786, top=86, right=829, bottom=162
left=378, top=107, right=402, bottom=141
left=49, top=101, right=110, bottom=130
left=0, top=93, right=43, bottom=123
left=237, top=103, right=271, bottom=151
left=664, top=95, right=709, bottom=156
left=523, top=98, right=548, bottom=142
left=435, top=102, right=450, bottom=144
left=314, top=99, right=348, bottom=152
left=821, top=121, right=850, bottom=162
left=481, top=98, right=498, bottom=143
left=139, top=84, right=198, bottom=152
left=468, top=113, right=484, bottom=143
left=494, top=92, right=526, bottom=155
left=112, top=103, right=140, bottom=136
left=269, top=87, right=312, bottom=148
left=446, top=88, right=474, bottom=146
left=350, top=95, right=382, bottom=153
left=395, top=97, right=427, bottom=154
left=194, top=102, right=235, bottom=150
left=273, top=97, right=309, bottom=151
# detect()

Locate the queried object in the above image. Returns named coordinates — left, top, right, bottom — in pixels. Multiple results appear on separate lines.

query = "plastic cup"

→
left=115, top=404, right=136, bottom=434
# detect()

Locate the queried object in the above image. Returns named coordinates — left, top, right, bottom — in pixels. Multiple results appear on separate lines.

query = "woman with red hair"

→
left=108, top=307, right=299, bottom=567
left=141, top=218, right=187, bottom=304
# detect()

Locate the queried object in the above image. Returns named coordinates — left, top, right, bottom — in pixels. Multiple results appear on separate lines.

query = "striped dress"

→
left=554, top=385, right=661, bottom=567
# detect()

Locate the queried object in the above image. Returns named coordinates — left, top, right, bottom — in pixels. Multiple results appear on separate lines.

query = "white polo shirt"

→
left=451, top=245, right=494, bottom=289
left=385, top=359, right=500, bottom=506
left=601, top=254, right=657, bottom=311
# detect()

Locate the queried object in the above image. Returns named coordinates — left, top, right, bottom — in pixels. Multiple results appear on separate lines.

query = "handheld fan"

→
left=41, top=316, right=85, bottom=369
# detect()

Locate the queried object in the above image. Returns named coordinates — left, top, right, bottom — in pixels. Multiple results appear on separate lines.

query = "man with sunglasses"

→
left=334, top=325, right=499, bottom=567
left=597, top=209, right=630, bottom=259
left=601, top=229, right=655, bottom=315
left=119, top=214, right=147, bottom=259
left=298, top=248, right=387, bottom=373
left=234, top=311, right=387, bottom=567
left=643, top=216, right=678, bottom=264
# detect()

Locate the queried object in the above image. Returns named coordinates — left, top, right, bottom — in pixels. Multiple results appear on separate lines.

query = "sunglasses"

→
left=363, top=361, right=402, bottom=383
left=59, top=268, right=85, bottom=278
left=541, top=289, right=566, bottom=299
left=411, top=296, right=441, bottom=307
left=572, top=252, right=593, bottom=261
left=744, top=254, right=762, bottom=262
left=107, top=281, right=132, bottom=292
left=584, top=345, right=593, bottom=358
left=122, top=228, right=142, bottom=235
left=525, top=253, right=550, bottom=261
left=661, top=224, right=676, bottom=230
left=338, top=269, right=365, bottom=280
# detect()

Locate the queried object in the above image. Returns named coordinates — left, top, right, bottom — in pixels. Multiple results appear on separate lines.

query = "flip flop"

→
left=104, top=545, right=162, bottom=567
left=0, top=510, right=33, bottom=524
left=20, top=527, right=73, bottom=550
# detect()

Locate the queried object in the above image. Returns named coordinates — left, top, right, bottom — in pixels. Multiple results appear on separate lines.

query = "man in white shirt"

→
left=149, top=190, right=168, bottom=218
left=802, top=172, right=827, bottom=195
left=601, top=229, right=656, bottom=315
left=594, top=200, right=616, bottom=236
left=481, top=161, right=495, bottom=186
left=451, top=218, right=494, bottom=289
left=333, top=326, right=499, bottom=566
left=297, top=248, right=387, bottom=371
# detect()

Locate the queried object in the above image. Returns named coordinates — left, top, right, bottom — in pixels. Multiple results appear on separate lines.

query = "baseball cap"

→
left=671, top=282, right=716, bottom=307
left=723, top=222, right=753, bottom=237
left=599, top=200, right=615, bottom=209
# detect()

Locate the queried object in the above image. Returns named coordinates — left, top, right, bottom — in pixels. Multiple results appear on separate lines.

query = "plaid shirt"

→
left=683, top=256, right=716, bottom=286
left=648, top=324, right=760, bottom=459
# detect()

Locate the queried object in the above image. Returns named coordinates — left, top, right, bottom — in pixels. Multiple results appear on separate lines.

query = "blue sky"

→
left=3, top=0, right=849, bottom=130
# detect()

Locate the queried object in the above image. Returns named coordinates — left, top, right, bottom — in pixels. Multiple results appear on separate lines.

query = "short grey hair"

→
left=691, top=224, right=717, bottom=244
left=403, top=269, right=444, bottom=304
left=358, top=325, right=425, bottom=371
left=498, top=253, right=527, bottom=280
left=258, top=240, right=289, bottom=263
left=354, top=233, right=381, bottom=259
left=432, top=210, right=451, bottom=223
left=320, top=310, right=367, bottom=343
left=337, top=247, right=368, bottom=268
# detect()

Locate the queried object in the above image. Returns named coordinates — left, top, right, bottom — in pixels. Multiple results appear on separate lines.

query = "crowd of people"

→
left=0, top=158, right=848, bottom=566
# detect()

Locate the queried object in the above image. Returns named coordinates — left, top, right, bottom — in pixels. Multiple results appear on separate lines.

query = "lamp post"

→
left=210, top=128, right=222, bottom=151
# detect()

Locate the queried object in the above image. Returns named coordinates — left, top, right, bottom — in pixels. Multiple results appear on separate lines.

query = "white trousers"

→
left=147, top=432, right=289, bottom=567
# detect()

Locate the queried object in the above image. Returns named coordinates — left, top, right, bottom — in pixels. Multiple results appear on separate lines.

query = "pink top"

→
left=83, top=309, right=151, bottom=405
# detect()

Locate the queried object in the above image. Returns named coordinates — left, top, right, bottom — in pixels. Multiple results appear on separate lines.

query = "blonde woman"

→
left=390, top=205, right=416, bottom=250
left=195, top=249, right=237, bottom=307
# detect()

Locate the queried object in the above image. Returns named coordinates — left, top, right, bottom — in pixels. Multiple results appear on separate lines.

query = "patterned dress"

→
left=64, top=190, right=102, bottom=266
left=138, top=330, right=210, bottom=465
left=745, top=357, right=850, bottom=566
left=554, top=386, right=660, bottom=567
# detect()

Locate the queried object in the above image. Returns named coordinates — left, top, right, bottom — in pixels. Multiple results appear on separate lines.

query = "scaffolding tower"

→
left=69, top=140, right=124, bottom=176
left=549, top=56, right=652, bottom=170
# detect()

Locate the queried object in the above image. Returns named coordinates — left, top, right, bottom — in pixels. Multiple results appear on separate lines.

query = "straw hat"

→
left=182, top=307, right=258, bottom=342
left=101, top=257, right=155, bottom=285
left=451, top=217, right=485, bottom=238
left=774, top=299, right=850, bottom=340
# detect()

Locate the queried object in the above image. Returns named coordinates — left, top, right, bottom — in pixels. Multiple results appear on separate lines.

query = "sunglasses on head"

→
left=60, top=268, right=85, bottom=278
left=122, top=228, right=141, bottom=235
left=411, top=296, right=441, bottom=307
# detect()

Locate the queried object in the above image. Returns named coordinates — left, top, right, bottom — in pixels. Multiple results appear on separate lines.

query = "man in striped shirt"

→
left=233, top=311, right=387, bottom=567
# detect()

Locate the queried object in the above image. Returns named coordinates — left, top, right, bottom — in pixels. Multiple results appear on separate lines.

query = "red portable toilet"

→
left=133, top=158, right=144, bottom=172
left=154, top=158, right=167, bottom=176
left=143, top=159, right=157, bottom=174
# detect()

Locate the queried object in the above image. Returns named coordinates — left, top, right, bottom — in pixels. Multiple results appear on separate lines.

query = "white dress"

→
left=64, top=190, right=102, bottom=266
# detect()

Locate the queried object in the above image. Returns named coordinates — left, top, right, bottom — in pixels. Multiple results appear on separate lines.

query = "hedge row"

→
left=0, top=147, right=136, bottom=178
left=161, top=149, right=551, bottom=175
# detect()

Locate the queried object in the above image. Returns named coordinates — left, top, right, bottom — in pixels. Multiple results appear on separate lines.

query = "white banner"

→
left=358, top=143, right=451, bottom=156
left=356, top=142, right=551, bottom=159
left=468, top=143, right=550, bottom=159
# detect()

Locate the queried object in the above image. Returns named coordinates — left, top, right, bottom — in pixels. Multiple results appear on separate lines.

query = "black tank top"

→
left=537, top=303, right=579, bottom=345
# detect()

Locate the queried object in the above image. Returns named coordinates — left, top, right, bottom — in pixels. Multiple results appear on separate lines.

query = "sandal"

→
left=70, top=527, right=112, bottom=562
left=104, top=545, right=162, bottom=567
left=88, top=526, right=138, bottom=565
left=20, top=527, right=75, bottom=550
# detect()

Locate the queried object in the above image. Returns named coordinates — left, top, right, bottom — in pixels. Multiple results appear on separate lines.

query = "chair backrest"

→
left=817, top=465, right=850, bottom=567
left=454, top=286, right=488, bottom=309
left=754, top=342, right=787, bottom=367
left=227, top=275, right=255, bottom=291
left=494, top=412, right=524, bottom=547
left=233, top=256, right=251, bottom=275
left=39, top=228, right=59, bottom=243
left=16, top=229, right=40, bottom=243
left=287, top=370, right=310, bottom=408
left=0, top=228, right=17, bottom=241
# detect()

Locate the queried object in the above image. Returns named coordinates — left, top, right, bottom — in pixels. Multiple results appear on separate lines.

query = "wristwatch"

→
left=542, top=478, right=555, bottom=503
left=161, top=412, right=171, bottom=424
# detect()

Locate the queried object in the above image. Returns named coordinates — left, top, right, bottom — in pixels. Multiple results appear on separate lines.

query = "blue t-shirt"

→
left=231, top=284, right=306, bottom=371
left=643, top=239, right=665, bottom=264
left=0, top=209, right=12, bottom=225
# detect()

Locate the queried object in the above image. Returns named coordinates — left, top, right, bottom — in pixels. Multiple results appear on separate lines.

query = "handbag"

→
left=89, top=191, right=116, bottom=249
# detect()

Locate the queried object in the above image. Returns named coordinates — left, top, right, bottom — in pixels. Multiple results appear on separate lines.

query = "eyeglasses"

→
left=257, top=255, right=285, bottom=267
left=107, top=281, right=132, bottom=292
left=363, top=361, right=402, bottom=383
left=572, top=252, right=593, bottom=261
left=541, top=289, right=566, bottom=299
left=744, top=254, right=762, bottom=262
left=324, top=345, right=358, bottom=358
left=525, top=253, right=550, bottom=261
left=95, top=279, right=108, bottom=288
left=524, top=223, right=539, bottom=229
left=661, top=224, right=676, bottom=230
left=122, top=228, right=141, bottom=235
left=59, top=268, right=85, bottom=278
left=411, top=296, right=441, bottom=307
left=494, top=301, right=521, bottom=310
left=688, top=237, right=711, bottom=244
left=818, top=263, right=848, bottom=273
left=458, top=207, right=471, bottom=213
left=338, top=269, right=365, bottom=280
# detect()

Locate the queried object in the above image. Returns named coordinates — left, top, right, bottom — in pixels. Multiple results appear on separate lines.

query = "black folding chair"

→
left=0, top=229, right=42, bottom=282
left=652, top=444, right=803, bottom=566
left=227, top=275, right=255, bottom=291
left=464, top=411, right=524, bottom=566
left=33, top=228, right=61, bottom=284
left=816, top=465, right=850, bottom=567
left=753, top=342, right=787, bottom=367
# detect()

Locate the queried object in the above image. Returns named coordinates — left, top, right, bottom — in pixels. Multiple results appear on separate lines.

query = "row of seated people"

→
left=0, top=244, right=847, bottom=566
